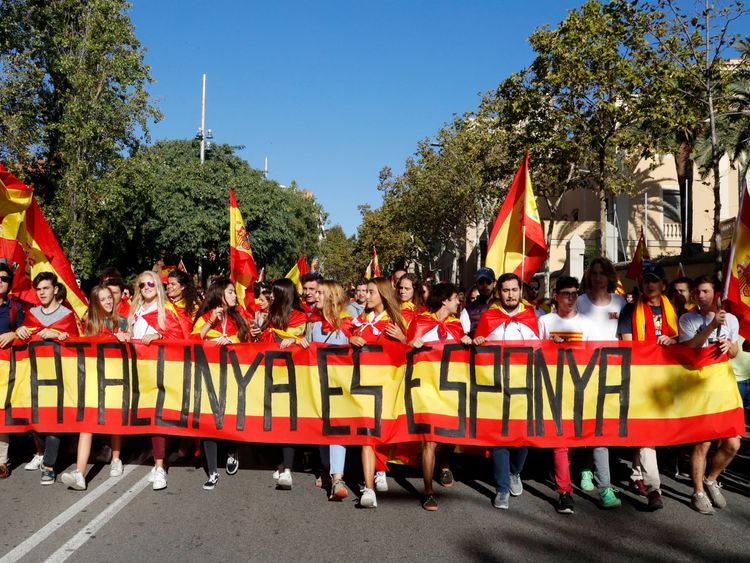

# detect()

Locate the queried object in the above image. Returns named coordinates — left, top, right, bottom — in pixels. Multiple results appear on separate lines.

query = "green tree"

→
left=0, top=0, right=161, bottom=277
left=645, top=0, right=749, bottom=261
left=96, top=140, right=324, bottom=283
left=516, top=0, right=667, bottom=257
left=319, top=225, right=359, bottom=285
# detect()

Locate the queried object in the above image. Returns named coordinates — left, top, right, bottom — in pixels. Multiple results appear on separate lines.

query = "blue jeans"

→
left=738, top=379, right=750, bottom=410
left=492, top=446, right=528, bottom=494
left=318, top=445, right=347, bottom=476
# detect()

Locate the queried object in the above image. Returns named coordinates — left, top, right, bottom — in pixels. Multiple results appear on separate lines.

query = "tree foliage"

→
left=0, top=0, right=161, bottom=276
left=318, top=225, right=359, bottom=285
left=96, top=140, right=324, bottom=283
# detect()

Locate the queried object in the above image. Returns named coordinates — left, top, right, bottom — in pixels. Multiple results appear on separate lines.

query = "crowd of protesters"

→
left=0, top=258, right=746, bottom=517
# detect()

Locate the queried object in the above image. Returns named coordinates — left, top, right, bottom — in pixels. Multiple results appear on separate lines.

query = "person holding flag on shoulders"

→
left=349, top=277, right=407, bottom=508
left=16, top=272, right=81, bottom=486
left=397, top=273, right=426, bottom=327
left=407, top=282, right=472, bottom=511
left=128, top=270, right=188, bottom=491
left=473, top=272, right=538, bottom=510
left=617, top=261, right=677, bottom=511
left=251, top=278, right=309, bottom=490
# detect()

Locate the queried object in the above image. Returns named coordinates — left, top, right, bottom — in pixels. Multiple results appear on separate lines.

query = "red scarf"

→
left=407, top=312, right=465, bottom=342
left=350, top=311, right=392, bottom=343
left=474, top=303, right=539, bottom=339
left=135, top=302, right=187, bottom=339
left=24, top=307, right=81, bottom=337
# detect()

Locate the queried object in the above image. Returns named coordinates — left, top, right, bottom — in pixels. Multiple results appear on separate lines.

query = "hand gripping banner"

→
left=0, top=339, right=743, bottom=447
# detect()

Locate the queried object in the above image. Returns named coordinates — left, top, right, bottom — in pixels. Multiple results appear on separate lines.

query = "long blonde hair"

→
left=318, top=280, right=348, bottom=331
left=129, top=270, right=168, bottom=330
left=367, top=277, right=405, bottom=332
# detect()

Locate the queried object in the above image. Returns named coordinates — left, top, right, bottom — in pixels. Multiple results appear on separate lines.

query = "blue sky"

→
left=130, top=1, right=585, bottom=235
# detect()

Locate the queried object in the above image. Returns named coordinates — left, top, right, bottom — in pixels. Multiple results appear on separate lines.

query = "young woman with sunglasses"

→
left=349, top=277, right=406, bottom=508
left=129, top=270, right=188, bottom=490
left=192, top=277, right=250, bottom=489
left=60, top=285, right=129, bottom=490
left=251, top=278, right=309, bottom=489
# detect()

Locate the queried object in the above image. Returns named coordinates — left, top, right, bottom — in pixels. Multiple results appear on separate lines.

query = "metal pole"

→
left=200, top=73, right=206, bottom=165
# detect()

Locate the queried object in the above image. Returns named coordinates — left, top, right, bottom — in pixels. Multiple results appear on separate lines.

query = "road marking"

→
left=43, top=473, right=151, bottom=563
left=0, top=459, right=146, bottom=563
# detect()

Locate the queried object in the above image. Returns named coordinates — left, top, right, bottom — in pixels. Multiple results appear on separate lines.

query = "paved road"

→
left=1, top=440, right=749, bottom=563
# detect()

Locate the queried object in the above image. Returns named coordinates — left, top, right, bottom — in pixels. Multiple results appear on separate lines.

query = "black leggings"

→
left=202, top=440, right=236, bottom=474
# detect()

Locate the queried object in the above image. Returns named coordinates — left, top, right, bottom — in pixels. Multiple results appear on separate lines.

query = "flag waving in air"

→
left=285, top=255, right=308, bottom=294
left=364, top=246, right=381, bottom=279
left=0, top=165, right=88, bottom=318
left=724, top=183, right=750, bottom=339
left=484, top=153, right=547, bottom=282
left=625, top=228, right=649, bottom=281
left=229, top=189, right=258, bottom=310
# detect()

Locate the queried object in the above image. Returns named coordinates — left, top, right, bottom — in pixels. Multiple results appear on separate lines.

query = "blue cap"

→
left=475, top=267, right=496, bottom=282
left=641, top=261, right=666, bottom=281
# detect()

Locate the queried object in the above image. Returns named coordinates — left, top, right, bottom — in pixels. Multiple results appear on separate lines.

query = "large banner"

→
left=0, top=339, right=743, bottom=447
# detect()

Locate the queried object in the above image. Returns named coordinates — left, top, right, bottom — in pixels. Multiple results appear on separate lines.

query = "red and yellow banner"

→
left=724, top=183, right=750, bottom=340
left=0, top=340, right=742, bottom=447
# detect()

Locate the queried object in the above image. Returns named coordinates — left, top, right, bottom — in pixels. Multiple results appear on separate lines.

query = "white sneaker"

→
left=25, top=453, right=44, bottom=471
left=277, top=470, right=293, bottom=490
left=375, top=471, right=388, bottom=492
left=152, top=467, right=167, bottom=490
left=148, top=466, right=156, bottom=483
left=272, top=469, right=280, bottom=480
left=360, top=487, right=378, bottom=508
left=109, top=458, right=123, bottom=478
left=61, top=469, right=86, bottom=491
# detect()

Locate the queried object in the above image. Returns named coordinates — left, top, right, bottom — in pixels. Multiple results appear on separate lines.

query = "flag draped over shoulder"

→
left=485, top=153, right=546, bottom=283
left=285, top=256, right=308, bottom=294
left=724, top=184, right=750, bottom=339
left=0, top=165, right=88, bottom=319
left=229, top=189, right=258, bottom=309
left=625, top=228, right=649, bottom=281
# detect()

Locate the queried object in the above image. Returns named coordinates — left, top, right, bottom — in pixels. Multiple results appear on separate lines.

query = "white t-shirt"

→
left=485, top=320, right=539, bottom=342
left=132, top=303, right=159, bottom=339
left=576, top=293, right=626, bottom=341
left=678, top=310, right=739, bottom=346
left=538, top=312, right=595, bottom=342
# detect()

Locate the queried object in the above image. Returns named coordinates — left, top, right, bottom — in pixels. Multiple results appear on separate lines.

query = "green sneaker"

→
left=580, top=470, right=595, bottom=491
left=599, top=487, right=622, bottom=509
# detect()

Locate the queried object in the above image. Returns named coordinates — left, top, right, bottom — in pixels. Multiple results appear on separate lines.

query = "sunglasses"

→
left=557, top=291, right=578, bottom=299
left=476, top=279, right=493, bottom=285
left=139, top=281, right=156, bottom=289
left=0, top=275, right=10, bottom=283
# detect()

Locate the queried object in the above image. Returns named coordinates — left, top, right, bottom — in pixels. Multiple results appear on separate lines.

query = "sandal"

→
left=439, top=469, right=454, bottom=488
left=422, top=495, right=439, bottom=511
left=0, top=463, right=9, bottom=479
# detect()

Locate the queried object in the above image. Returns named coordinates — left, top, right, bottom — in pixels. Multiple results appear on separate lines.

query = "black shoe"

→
left=226, top=454, right=239, bottom=475
left=556, top=492, right=575, bottom=514
left=203, top=472, right=219, bottom=490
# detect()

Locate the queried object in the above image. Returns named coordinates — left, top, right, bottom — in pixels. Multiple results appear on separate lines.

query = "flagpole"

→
left=521, top=225, right=526, bottom=282
left=723, top=182, right=747, bottom=301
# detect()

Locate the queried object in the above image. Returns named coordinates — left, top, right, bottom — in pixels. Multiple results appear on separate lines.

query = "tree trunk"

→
left=599, top=190, right=608, bottom=259
left=708, top=90, right=723, bottom=271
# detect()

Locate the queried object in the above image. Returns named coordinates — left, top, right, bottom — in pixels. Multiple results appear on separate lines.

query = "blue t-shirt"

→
left=0, top=299, right=24, bottom=333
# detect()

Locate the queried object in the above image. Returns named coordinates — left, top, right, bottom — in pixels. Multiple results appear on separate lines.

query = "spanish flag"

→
left=285, top=255, right=308, bottom=294
left=625, top=228, right=649, bottom=280
left=724, top=183, right=750, bottom=339
left=0, top=165, right=88, bottom=319
left=364, top=246, right=381, bottom=279
left=229, top=189, right=258, bottom=309
left=485, top=153, right=546, bottom=282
